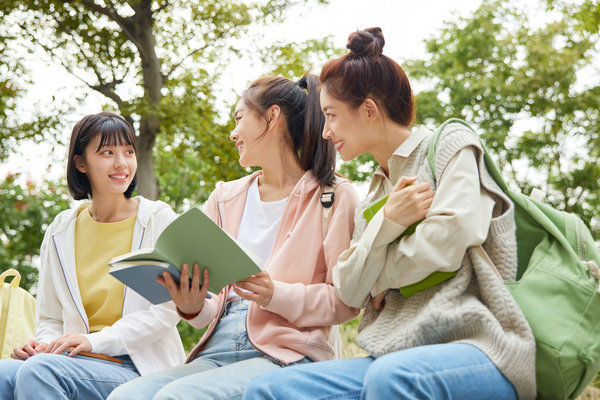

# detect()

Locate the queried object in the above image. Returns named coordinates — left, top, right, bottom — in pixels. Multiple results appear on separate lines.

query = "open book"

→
left=109, top=207, right=261, bottom=304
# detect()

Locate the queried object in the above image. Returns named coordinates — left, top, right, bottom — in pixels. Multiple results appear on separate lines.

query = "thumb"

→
left=392, top=176, right=417, bottom=192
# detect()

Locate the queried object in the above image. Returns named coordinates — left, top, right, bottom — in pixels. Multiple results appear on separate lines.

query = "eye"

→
left=126, top=149, right=135, bottom=155
left=100, top=149, right=112, bottom=155
left=325, top=113, right=334, bottom=120
left=234, top=116, right=242, bottom=124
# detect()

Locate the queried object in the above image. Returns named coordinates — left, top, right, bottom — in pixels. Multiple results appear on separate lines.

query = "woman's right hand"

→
left=384, top=176, right=434, bottom=228
left=157, top=263, right=210, bottom=317
left=10, top=339, right=48, bottom=360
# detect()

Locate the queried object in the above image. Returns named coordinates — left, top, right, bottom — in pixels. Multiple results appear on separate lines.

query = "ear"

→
left=267, top=105, right=281, bottom=126
left=74, top=155, right=86, bottom=173
left=363, top=98, right=379, bottom=122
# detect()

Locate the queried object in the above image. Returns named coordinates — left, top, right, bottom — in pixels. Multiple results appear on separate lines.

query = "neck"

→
left=88, top=193, right=138, bottom=223
left=370, top=122, right=412, bottom=176
left=257, top=148, right=305, bottom=202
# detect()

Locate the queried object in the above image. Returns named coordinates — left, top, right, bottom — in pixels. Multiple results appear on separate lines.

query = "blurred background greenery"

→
left=1, top=0, right=599, bottom=394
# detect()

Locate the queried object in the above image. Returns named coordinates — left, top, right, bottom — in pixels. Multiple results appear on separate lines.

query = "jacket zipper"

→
left=53, top=234, right=89, bottom=334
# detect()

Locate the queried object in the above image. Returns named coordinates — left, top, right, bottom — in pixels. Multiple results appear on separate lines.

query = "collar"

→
left=368, top=125, right=431, bottom=193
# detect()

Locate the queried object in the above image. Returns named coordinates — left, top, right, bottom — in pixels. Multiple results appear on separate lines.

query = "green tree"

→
left=0, top=174, right=70, bottom=292
left=405, top=0, right=600, bottom=238
left=0, top=0, right=328, bottom=201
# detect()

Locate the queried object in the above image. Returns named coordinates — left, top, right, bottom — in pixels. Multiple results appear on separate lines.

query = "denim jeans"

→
left=0, top=352, right=138, bottom=400
left=244, top=343, right=518, bottom=400
left=109, top=299, right=307, bottom=400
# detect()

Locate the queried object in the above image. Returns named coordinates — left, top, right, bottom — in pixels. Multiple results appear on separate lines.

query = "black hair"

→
left=241, top=74, right=336, bottom=186
left=66, top=112, right=137, bottom=200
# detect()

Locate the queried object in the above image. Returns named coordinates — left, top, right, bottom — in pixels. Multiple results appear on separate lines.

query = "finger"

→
left=68, top=343, right=86, bottom=357
left=22, top=342, right=36, bottom=356
left=411, top=181, right=431, bottom=193
left=233, top=286, right=255, bottom=301
left=12, top=346, right=28, bottom=360
left=53, top=341, right=73, bottom=355
left=161, top=271, right=180, bottom=297
left=199, top=268, right=210, bottom=297
left=392, top=176, right=417, bottom=192
left=191, top=263, right=201, bottom=292
left=180, top=263, right=190, bottom=294
left=234, top=280, right=260, bottom=293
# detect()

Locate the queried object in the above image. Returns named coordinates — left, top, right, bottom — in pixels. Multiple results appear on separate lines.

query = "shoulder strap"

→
left=321, top=176, right=346, bottom=237
left=427, top=118, right=509, bottom=193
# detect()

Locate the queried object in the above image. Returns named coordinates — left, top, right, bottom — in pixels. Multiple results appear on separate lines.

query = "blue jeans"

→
left=244, top=343, right=517, bottom=400
left=0, top=352, right=138, bottom=399
left=109, top=299, right=309, bottom=400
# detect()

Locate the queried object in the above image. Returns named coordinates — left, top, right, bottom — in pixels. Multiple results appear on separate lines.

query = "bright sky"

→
left=2, top=0, right=483, bottom=184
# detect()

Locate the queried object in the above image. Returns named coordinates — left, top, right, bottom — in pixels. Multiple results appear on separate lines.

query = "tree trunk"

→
left=130, top=0, right=163, bottom=200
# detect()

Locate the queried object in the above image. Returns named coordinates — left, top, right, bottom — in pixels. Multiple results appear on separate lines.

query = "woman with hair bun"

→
left=244, top=28, right=536, bottom=399
left=108, top=74, right=361, bottom=399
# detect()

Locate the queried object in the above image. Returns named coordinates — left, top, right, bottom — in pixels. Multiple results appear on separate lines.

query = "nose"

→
left=322, top=124, right=332, bottom=140
left=114, top=152, right=127, bottom=168
left=230, top=128, right=238, bottom=142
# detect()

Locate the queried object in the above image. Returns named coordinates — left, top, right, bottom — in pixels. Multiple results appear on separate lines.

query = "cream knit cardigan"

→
left=335, top=123, right=536, bottom=399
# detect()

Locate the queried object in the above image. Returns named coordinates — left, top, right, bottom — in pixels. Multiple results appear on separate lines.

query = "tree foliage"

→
left=0, top=174, right=70, bottom=292
left=404, top=0, right=600, bottom=238
left=0, top=0, right=328, bottom=201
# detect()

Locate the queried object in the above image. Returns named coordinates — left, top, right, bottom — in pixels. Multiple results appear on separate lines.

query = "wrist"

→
left=177, top=307, right=201, bottom=320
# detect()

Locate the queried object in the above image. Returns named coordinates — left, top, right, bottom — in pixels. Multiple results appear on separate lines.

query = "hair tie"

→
left=297, top=78, right=308, bottom=90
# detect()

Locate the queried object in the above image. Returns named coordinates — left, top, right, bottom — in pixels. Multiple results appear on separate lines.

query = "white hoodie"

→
left=35, top=196, right=185, bottom=375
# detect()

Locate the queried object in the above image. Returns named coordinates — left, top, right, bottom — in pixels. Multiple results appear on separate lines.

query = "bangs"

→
left=95, top=118, right=136, bottom=151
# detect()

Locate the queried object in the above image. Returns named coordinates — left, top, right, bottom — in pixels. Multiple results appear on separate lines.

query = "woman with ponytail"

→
left=244, top=29, right=536, bottom=400
left=108, top=74, right=360, bottom=399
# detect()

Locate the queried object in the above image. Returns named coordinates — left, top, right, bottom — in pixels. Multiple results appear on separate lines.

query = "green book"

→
left=363, top=195, right=456, bottom=298
left=109, top=207, right=261, bottom=304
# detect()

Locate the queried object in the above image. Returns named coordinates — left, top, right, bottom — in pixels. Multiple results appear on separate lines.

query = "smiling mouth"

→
left=334, top=141, right=344, bottom=152
left=237, top=142, right=244, bottom=152
left=110, top=174, right=128, bottom=182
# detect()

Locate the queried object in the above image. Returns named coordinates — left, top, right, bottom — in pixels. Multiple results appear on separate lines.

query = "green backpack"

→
left=428, top=118, right=600, bottom=400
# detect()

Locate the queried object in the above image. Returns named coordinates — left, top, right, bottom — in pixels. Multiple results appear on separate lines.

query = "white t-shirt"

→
left=228, top=179, right=287, bottom=299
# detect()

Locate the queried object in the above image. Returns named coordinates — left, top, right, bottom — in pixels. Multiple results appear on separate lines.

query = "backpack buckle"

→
left=321, top=191, right=334, bottom=208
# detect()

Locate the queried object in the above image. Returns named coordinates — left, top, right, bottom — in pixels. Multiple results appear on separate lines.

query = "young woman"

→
left=108, top=74, right=361, bottom=399
left=0, top=112, right=185, bottom=399
left=244, top=28, right=537, bottom=400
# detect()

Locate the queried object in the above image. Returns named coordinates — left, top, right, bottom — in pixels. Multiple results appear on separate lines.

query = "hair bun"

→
left=347, top=27, right=385, bottom=57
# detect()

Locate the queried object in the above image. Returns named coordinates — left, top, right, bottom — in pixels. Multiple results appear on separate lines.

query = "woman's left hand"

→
left=45, top=333, right=92, bottom=356
left=234, top=270, right=274, bottom=307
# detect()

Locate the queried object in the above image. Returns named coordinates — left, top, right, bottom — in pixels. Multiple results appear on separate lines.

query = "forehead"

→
left=234, top=99, right=246, bottom=113
left=320, top=89, right=348, bottom=111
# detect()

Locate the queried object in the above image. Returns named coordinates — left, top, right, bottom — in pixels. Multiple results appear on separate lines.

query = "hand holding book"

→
left=158, top=263, right=211, bottom=317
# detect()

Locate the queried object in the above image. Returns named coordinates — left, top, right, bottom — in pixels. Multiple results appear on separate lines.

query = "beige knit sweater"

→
left=334, top=123, right=537, bottom=399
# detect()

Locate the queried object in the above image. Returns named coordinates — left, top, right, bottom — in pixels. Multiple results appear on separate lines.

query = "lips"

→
left=109, top=174, right=128, bottom=182
left=333, top=140, right=344, bottom=152
left=236, top=141, right=244, bottom=153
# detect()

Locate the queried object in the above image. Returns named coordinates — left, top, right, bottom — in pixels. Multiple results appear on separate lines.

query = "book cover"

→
left=109, top=207, right=261, bottom=304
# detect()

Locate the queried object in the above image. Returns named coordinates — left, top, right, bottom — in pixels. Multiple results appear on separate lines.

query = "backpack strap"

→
left=321, top=176, right=346, bottom=237
left=427, top=118, right=510, bottom=193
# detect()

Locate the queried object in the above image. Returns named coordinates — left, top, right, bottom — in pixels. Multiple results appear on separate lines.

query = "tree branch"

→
left=76, top=0, right=143, bottom=52
left=153, top=1, right=172, bottom=14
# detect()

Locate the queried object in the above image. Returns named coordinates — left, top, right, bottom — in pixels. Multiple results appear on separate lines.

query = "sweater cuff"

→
left=261, top=281, right=297, bottom=319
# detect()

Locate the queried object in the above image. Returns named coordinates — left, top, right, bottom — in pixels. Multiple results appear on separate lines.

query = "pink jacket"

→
left=184, top=170, right=360, bottom=365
